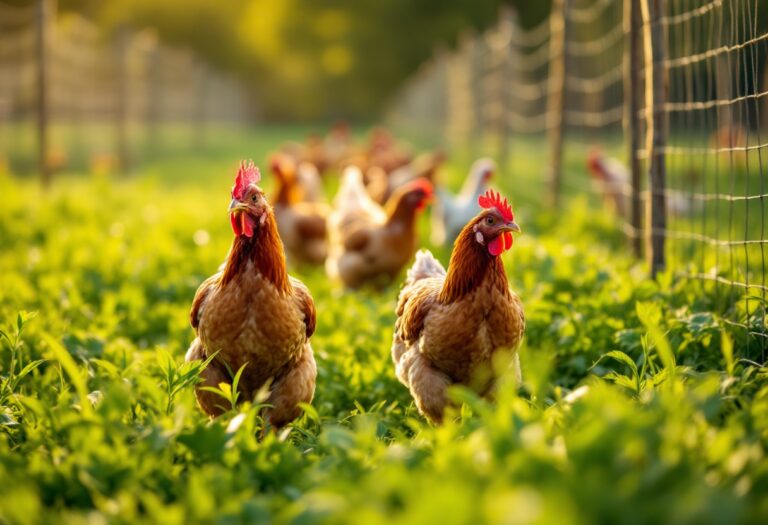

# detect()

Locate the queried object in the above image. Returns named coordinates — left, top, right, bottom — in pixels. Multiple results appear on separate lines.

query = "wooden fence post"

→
left=446, top=33, right=473, bottom=153
left=764, top=59, right=768, bottom=129
left=641, top=0, right=667, bottom=277
left=145, top=44, right=161, bottom=159
left=467, top=32, right=482, bottom=158
left=194, top=61, right=208, bottom=151
left=35, top=0, right=52, bottom=187
left=495, top=7, right=514, bottom=168
left=547, top=0, right=568, bottom=207
left=625, top=0, right=643, bottom=258
left=115, top=26, right=131, bottom=173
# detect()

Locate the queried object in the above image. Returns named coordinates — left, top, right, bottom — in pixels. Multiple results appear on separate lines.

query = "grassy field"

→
left=1, top=126, right=767, bottom=524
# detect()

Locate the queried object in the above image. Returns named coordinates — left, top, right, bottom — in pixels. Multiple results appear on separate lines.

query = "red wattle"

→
left=488, top=236, right=504, bottom=256
left=241, top=213, right=255, bottom=237
left=230, top=213, right=242, bottom=236
left=503, top=232, right=513, bottom=250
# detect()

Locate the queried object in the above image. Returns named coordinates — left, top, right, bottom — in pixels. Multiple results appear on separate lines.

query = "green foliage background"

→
left=51, top=0, right=552, bottom=119
left=0, top=127, right=767, bottom=523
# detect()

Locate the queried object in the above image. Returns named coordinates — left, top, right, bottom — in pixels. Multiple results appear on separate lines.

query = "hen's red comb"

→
left=406, top=178, right=433, bottom=198
left=232, top=160, right=261, bottom=200
left=478, top=189, right=514, bottom=222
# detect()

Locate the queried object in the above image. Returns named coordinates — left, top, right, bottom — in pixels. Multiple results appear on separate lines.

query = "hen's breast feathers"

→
left=193, top=271, right=315, bottom=338
left=395, top=247, right=524, bottom=376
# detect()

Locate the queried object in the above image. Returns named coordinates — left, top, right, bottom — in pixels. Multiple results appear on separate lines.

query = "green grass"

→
left=0, top=126, right=767, bottom=524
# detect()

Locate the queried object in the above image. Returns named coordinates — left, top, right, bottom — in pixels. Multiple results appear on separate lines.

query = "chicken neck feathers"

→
left=221, top=210, right=291, bottom=294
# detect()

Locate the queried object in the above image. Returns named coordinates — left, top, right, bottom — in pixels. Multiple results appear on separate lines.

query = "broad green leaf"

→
left=42, top=334, right=92, bottom=417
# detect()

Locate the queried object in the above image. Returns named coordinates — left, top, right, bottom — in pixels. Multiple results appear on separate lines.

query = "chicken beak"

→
left=229, top=199, right=249, bottom=213
left=500, top=221, right=522, bottom=234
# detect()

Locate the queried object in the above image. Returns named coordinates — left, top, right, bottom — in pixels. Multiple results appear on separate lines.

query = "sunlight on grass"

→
left=0, top=128, right=766, bottom=524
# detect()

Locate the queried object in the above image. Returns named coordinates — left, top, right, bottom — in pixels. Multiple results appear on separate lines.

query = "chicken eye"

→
left=251, top=194, right=258, bottom=202
left=486, top=216, right=495, bottom=225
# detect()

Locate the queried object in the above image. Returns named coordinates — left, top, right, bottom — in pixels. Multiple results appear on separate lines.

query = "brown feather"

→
left=439, top=223, right=507, bottom=304
left=221, top=210, right=291, bottom=294
left=395, top=277, right=441, bottom=343
left=295, top=213, right=327, bottom=239
left=391, top=213, right=524, bottom=424
left=291, top=277, right=317, bottom=338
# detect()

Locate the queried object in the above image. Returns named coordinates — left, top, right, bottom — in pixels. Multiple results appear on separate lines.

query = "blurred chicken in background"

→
left=431, top=158, right=495, bottom=246
left=366, top=150, right=446, bottom=204
left=326, top=166, right=432, bottom=288
left=588, top=147, right=692, bottom=218
left=711, top=124, right=748, bottom=171
left=271, top=154, right=329, bottom=265
left=323, top=121, right=354, bottom=169
left=275, top=123, right=354, bottom=177
left=587, top=147, right=629, bottom=218
left=342, top=127, right=414, bottom=175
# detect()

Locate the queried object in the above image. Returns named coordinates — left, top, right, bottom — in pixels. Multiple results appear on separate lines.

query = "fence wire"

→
left=659, top=0, right=768, bottom=353
left=0, top=0, right=250, bottom=175
left=388, top=0, right=768, bottom=358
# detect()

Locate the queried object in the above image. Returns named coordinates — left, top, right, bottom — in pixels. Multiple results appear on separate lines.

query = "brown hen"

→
left=270, top=155, right=329, bottom=265
left=392, top=190, right=524, bottom=423
left=186, top=161, right=317, bottom=427
left=326, top=166, right=432, bottom=288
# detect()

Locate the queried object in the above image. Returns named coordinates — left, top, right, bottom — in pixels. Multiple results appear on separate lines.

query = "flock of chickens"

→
left=267, top=126, right=496, bottom=288
left=185, top=126, right=525, bottom=426
left=185, top=123, right=740, bottom=427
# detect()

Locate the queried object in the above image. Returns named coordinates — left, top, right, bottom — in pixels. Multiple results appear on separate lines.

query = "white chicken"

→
left=587, top=148, right=690, bottom=217
left=330, top=166, right=387, bottom=228
left=430, top=158, right=495, bottom=246
left=586, top=148, right=631, bottom=218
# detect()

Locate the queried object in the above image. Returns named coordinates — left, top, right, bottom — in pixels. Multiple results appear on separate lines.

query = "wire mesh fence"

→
left=0, top=0, right=251, bottom=180
left=387, top=0, right=768, bottom=358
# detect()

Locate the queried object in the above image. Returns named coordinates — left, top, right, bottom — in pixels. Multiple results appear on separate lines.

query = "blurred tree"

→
left=56, top=0, right=552, bottom=120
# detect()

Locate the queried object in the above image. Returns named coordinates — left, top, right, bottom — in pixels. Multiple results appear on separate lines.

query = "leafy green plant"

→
left=199, top=361, right=249, bottom=414
left=157, top=348, right=217, bottom=414
left=0, top=312, right=46, bottom=431
left=0, top=132, right=766, bottom=524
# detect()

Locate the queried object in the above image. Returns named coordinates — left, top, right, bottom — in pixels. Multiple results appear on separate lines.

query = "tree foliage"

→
left=58, top=0, right=552, bottom=119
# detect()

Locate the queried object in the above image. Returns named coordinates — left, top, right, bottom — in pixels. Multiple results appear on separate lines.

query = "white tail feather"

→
left=335, top=166, right=366, bottom=208
left=406, top=250, right=446, bottom=285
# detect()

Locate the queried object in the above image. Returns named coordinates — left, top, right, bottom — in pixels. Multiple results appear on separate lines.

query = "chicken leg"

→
left=406, top=352, right=451, bottom=424
left=266, top=344, right=317, bottom=428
